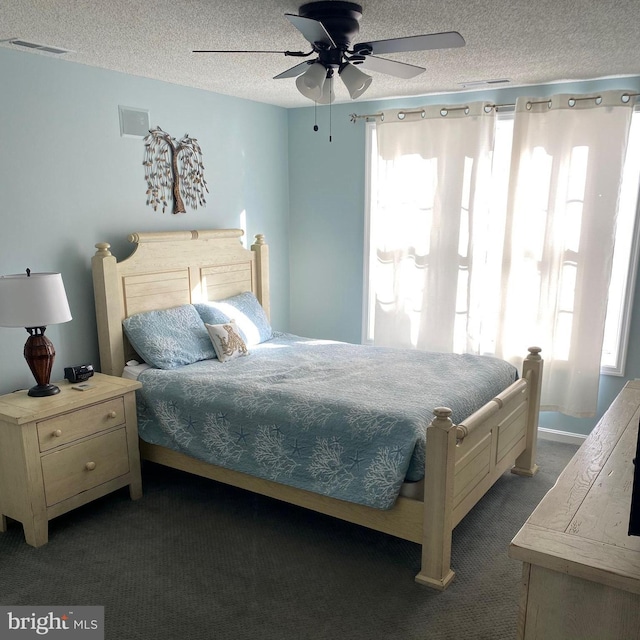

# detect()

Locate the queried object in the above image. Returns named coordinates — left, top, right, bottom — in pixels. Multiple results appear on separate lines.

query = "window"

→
left=364, top=107, right=640, bottom=376
left=601, top=111, right=640, bottom=374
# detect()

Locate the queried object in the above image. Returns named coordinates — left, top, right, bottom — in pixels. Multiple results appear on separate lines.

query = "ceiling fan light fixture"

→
left=339, top=62, right=372, bottom=99
left=295, top=61, right=327, bottom=101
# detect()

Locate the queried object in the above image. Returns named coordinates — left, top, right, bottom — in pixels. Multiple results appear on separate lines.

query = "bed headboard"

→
left=91, top=229, right=269, bottom=376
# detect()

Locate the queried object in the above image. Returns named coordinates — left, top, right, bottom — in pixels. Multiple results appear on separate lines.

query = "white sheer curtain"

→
left=368, top=91, right=634, bottom=417
left=371, top=102, right=497, bottom=352
left=498, top=92, right=633, bottom=415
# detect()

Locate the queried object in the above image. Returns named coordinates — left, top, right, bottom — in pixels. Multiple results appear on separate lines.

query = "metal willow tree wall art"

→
left=143, top=127, right=208, bottom=214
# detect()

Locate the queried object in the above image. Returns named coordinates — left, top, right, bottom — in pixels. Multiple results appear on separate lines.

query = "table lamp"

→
left=0, top=270, right=72, bottom=396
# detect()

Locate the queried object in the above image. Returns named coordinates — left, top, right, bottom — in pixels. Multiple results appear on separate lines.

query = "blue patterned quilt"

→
left=135, top=333, right=518, bottom=509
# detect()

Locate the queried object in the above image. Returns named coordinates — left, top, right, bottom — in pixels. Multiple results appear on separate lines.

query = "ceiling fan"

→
left=193, top=1, right=465, bottom=103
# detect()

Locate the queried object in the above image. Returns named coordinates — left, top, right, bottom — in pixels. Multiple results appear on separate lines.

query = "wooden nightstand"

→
left=0, top=373, right=142, bottom=546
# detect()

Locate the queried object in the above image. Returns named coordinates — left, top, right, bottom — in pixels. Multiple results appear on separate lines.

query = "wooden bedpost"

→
left=511, top=347, right=543, bottom=477
left=415, top=407, right=457, bottom=590
left=92, top=243, right=126, bottom=376
left=251, top=234, right=270, bottom=320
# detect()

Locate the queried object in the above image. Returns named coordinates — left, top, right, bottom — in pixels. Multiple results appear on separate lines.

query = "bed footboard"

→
left=415, top=347, right=543, bottom=590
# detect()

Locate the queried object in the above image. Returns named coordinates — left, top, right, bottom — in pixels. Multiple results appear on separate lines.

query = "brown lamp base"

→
left=28, top=383, right=61, bottom=397
left=24, top=327, right=58, bottom=397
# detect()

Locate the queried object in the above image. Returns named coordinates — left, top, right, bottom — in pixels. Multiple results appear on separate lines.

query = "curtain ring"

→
left=568, top=98, right=576, bottom=107
left=421, top=110, right=426, bottom=118
left=440, top=108, right=448, bottom=117
left=622, top=94, right=631, bottom=104
left=595, top=96, right=602, bottom=105
left=397, top=112, right=405, bottom=120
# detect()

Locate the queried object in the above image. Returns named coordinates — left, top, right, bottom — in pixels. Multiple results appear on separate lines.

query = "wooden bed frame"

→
left=92, top=228, right=543, bottom=590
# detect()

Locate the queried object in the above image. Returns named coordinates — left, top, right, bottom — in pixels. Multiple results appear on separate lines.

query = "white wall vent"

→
left=118, top=106, right=150, bottom=138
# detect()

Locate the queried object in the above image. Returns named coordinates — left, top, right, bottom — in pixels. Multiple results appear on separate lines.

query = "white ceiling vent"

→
left=459, top=79, right=511, bottom=88
left=7, top=39, right=73, bottom=55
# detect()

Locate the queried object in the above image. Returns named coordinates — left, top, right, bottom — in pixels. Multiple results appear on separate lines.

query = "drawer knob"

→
left=85, top=461, right=96, bottom=471
left=52, top=429, right=63, bottom=438
left=107, top=411, right=117, bottom=419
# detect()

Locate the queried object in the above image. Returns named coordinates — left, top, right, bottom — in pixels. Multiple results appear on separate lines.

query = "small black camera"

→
left=64, top=364, right=95, bottom=383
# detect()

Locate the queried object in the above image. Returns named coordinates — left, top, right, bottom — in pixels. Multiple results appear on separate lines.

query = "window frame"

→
left=361, top=120, right=375, bottom=344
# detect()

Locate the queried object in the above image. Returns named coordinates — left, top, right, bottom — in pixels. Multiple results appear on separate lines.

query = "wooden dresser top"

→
left=510, top=380, right=640, bottom=594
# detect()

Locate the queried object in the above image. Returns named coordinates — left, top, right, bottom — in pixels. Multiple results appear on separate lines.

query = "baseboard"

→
left=537, top=427, right=587, bottom=446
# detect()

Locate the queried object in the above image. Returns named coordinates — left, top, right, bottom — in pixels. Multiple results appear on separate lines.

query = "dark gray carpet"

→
left=0, top=440, right=578, bottom=640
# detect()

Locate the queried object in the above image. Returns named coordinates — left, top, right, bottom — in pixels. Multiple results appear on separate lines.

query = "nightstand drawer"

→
left=41, top=428, right=130, bottom=506
left=37, top=397, right=125, bottom=452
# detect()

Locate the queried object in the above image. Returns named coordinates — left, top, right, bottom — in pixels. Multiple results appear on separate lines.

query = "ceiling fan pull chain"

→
left=314, top=102, right=319, bottom=132
left=329, top=98, right=332, bottom=142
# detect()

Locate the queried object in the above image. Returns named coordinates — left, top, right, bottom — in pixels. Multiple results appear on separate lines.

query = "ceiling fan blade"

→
left=273, top=60, right=312, bottom=80
left=192, top=49, right=309, bottom=56
left=360, top=31, right=465, bottom=56
left=356, top=56, right=425, bottom=79
left=285, top=13, right=336, bottom=48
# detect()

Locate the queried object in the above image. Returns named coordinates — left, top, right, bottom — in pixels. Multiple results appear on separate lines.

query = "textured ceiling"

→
left=1, top=0, right=639, bottom=108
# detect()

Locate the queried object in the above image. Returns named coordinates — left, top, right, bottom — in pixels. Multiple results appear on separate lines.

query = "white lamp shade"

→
left=295, top=62, right=327, bottom=102
left=315, top=76, right=334, bottom=105
left=0, top=272, right=72, bottom=328
left=340, top=63, right=372, bottom=99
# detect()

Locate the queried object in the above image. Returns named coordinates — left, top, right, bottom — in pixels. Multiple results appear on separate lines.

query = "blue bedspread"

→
left=136, top=333, right=518, bottom=509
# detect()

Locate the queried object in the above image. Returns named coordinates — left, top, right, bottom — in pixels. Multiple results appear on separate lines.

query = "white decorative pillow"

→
left=205, top=320, right=249, bottom=362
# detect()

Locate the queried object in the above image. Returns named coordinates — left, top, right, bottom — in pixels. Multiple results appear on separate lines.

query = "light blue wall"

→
left=0, top=48, right=290, bottom=395
left=2, top=46, right=638, bottom=437
left=288, top=76, right=640, bottom=436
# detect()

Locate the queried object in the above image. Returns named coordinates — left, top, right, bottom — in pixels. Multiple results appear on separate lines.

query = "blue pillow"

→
left=195, top=291, right=272, bottom=346
left=122, top=304, right=216, bottom=369
left=192, top=302, right=229, bottom=327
